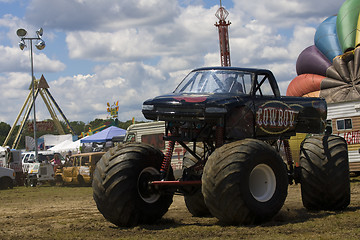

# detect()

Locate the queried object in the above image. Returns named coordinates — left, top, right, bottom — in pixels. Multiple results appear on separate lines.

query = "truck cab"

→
left=142, top=67, right=327, bottom=145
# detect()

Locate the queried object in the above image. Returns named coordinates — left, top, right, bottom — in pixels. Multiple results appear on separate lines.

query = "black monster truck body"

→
left=93, top=67, right=350, bottom=227
left=143, top=67, right=326, bottom=145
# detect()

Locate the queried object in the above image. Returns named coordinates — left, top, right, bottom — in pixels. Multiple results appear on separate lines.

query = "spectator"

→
left=52, top=154, right=61, bottom=172
left=5, top=146, right=11, bottom=168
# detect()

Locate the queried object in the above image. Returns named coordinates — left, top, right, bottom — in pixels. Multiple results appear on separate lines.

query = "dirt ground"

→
left=1, top=178, right=360, bottom=240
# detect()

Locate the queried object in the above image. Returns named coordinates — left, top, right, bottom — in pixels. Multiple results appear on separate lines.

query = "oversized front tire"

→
left=92, top=143, right=174, bottom=227
left=300, top=135, right=350, bottom=210
left=202, top=139, right=288, bottom=225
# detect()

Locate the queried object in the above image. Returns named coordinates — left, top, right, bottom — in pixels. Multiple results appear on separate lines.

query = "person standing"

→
left=52, top=154, right=61, bottom=172
left=5, top=146, right=11, bottom=168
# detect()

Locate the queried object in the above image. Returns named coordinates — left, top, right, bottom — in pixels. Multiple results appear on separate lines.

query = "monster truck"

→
left=93, top=67, right=350, bottom=226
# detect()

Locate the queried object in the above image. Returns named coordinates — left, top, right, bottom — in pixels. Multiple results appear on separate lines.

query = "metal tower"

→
left=215, top=0, right=231, bottom=66
left=3, top=75, right=75, bottom=149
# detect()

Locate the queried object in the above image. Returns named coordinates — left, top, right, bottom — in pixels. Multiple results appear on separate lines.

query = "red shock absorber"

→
left=160, top=140, right=175, bottom=178
left=215, top=125, right=224, bottom=148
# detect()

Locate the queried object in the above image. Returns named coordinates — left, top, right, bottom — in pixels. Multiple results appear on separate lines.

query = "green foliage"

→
left=0, top=122, right=10, bottom=146
left=0, top=122, right=10, bottom=136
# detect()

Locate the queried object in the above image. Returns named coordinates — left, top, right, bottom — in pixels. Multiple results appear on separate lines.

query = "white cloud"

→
left=233, top=0, right=343, bottom=28
left=0, top=0, right=348, bottom=125
left=43, top=62, right=179, bottom=123
left=0, top=45, right=65, bottom=74
left=26, top=0, right=179, bottom=31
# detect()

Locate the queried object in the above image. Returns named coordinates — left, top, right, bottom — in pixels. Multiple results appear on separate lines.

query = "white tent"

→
left=48, top=136, right=88, bottom=155
left=43, top=134, right=73, bottom=147
left=48, top=140, right=73, bottom=152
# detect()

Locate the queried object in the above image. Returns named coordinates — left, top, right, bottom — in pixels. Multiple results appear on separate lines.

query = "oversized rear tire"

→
left=92, top=143, right=174, bottom=227
left=300, top=135, right=350, bottom=210
left=202, top=139, right=288, bottom=225
left=183, top=145, right=211, bottom=217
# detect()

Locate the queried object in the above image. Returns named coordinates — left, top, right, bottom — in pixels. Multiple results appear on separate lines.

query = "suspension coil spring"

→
left=283, top=140, right=293, bottom=167
left=160, top=140, right=175, bottom=178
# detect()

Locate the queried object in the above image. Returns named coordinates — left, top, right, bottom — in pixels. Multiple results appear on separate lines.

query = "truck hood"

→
left=142, top=93, right=251, bottom=121
left=0, top=167, right=15, bottom=179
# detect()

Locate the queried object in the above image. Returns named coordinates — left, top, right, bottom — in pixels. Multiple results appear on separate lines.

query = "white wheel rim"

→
left=249, top=164, right=276, bottom=202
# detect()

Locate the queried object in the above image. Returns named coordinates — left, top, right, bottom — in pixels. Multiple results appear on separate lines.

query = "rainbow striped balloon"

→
left=287, top=0, right=360, bottom=103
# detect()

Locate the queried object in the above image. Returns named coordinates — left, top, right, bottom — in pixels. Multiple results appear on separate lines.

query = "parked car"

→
left=55, top=152, right=105, bottom=186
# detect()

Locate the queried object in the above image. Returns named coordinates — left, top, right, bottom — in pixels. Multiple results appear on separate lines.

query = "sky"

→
left=0, top=0, right=346, bottom=125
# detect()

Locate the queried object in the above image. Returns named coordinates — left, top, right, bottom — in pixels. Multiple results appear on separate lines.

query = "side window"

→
left=254, top=75, right=275, bottom=96
left=336, top=119, right=352, bottom=130
left=74, top=156, right=80, bottom=166
left=24, top=154, right=29, bottom=163
left=125, top=133, right=136, bottom=142
left=141, top=134, right=165, bottom=150
left=29, top=154, right=34, bottom=163
left=82, top=156, right=89, bottom=165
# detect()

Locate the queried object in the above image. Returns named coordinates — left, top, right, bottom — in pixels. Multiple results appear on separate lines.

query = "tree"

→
left=0, top=118, right=148, bottom=149
left=0, top=122, right=11, bottom=146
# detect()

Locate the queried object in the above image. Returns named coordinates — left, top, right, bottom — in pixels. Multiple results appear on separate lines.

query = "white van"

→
left=21, top=151, right=56, bottom=173
left=21, top=151, right=57, bottom=187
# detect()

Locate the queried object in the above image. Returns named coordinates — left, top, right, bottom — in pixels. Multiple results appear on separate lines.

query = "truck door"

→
left=252, top=73, right=297, bottom=138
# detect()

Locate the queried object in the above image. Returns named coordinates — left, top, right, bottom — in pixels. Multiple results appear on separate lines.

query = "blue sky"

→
left=0, top=0, right=345, bottom=125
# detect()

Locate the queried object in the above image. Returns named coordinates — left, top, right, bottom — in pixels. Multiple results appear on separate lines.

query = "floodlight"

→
left=36, top=28, right=43, bottom=38
left=16, top=28, right=27, bottom=37
left=35, top=39, right=45, bottom=50
left=19, top=39, right=26, bottom=50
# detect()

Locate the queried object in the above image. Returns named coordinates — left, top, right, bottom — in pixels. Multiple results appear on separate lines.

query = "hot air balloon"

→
left=287, top=0, right=360, bottom=103
left=287, top=0, right=360, bottom=173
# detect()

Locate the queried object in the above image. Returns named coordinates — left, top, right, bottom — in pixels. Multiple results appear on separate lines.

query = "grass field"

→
left=1, top=178, right=360, bottom=239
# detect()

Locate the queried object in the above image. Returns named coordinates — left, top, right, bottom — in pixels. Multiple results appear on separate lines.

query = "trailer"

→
left=124, top=121, right=185, bottom=179
left=326, top=100, right=360, bottom=173
left=0, top=148, right=24, bottom=186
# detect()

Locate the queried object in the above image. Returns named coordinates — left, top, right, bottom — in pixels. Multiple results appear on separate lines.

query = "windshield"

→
left=174, top=69, right=253, bottom=94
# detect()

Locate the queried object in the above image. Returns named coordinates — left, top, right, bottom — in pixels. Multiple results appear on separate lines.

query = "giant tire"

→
left=92, top=143, right=174, bottom=227
left=182, top=145, right=211, bottom=217
left=300, top=135, right=350, bottom=210
left=202, top=139, right=288, bottom=225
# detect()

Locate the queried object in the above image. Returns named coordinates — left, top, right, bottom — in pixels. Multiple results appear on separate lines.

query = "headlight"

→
left=142, top=105, right=154, bottom=111
left=205, top=107, right=227, bottom=113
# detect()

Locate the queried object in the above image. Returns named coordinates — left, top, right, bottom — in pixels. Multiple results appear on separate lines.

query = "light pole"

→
left=16, top=28, right=45, bottom=162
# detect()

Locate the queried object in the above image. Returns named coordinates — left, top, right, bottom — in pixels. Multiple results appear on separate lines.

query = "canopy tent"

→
left=47, top=140, right=73, bottom=152
left=48, top=136, right=89, bottom=154
left=80, top=126, right=126, bottom=143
